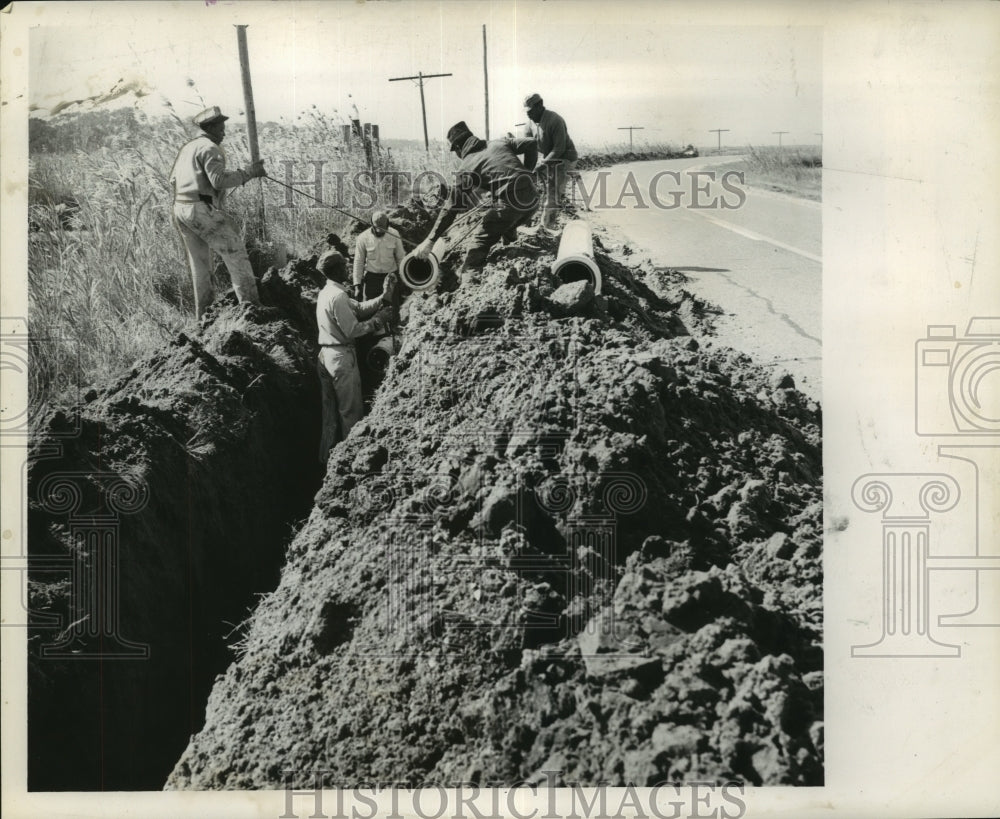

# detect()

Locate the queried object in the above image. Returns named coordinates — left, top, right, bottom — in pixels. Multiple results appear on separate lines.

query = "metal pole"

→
left=483, top=25, right=490, bottom=140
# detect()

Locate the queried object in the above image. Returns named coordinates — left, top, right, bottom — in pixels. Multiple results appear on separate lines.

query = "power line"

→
left=617, top=125, right=644, bottom=151
left=388, top=71, right=452, bottom=152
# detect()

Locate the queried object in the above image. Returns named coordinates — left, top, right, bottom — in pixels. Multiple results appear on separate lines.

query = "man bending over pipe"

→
left=414, top=121, right=538, bottom=285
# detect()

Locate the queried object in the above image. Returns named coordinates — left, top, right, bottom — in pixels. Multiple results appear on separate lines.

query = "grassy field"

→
left=712, top=144, right=822, bottom=201
left=27, top=106, right=456, bottom=411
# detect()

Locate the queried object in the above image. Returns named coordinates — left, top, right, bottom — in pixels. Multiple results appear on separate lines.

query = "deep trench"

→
left=25, top=264, right=350, bottom=791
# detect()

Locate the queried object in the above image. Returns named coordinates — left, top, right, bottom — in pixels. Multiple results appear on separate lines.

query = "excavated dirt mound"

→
left=161, top=205, right=822, bottom=788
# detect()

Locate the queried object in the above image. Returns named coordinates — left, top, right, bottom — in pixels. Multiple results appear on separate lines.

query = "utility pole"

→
left=815, top=132, right=823, bottom=145
left=235, top=25, right=266, bottom=242
left=482, top=25, right=489, bottom=140
left=773, top=130, right=789, bottom=147
left=709, top=128, right=729, bottom=152
left=617, top=125, right=644, bottom=151
left=388, top=70, right=452, bottom=152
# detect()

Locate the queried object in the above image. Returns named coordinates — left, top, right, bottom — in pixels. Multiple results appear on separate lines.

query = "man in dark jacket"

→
left=414, top=121, right=538, bottom=283
left=523, top=92, right=578, bottom=230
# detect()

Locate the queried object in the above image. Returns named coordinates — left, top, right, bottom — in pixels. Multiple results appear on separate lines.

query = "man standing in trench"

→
left=522, top=92, right=578, bottom=231
left=352, top=210, right=405, bottom=301
left=170, top=105, right=266, bottom=319
left=316, top=249, right=397, bottom=463
left=413, top=121, right=538, bottom=284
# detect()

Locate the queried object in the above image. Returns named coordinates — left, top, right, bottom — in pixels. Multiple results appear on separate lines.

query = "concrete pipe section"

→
left=366, top=334, right=402, bottom=373
left=552, top=220, right=602, bottom=295
left=399, top=237, right=447, bottom=292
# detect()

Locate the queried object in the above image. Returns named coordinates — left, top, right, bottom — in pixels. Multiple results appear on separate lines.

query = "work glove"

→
left=245, top=159, right=266, bottom=180
left=381, top=271, right=399, bottom=306
left=414, top=238, right=433, bottom=260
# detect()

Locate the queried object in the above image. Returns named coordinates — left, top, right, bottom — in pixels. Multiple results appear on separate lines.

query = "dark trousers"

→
left=464, top=177, right=539, bottom=272
left=361, top=271, right=388, bottom=301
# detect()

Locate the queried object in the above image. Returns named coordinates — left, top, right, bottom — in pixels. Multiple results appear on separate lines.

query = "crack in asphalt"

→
left=712, top=268, right=822, bottom=345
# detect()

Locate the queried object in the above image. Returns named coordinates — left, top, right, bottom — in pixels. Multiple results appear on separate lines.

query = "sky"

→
left=27, top=0, right=821, bottom=150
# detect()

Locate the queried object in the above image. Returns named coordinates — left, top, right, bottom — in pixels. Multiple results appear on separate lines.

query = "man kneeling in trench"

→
left=413, top=120, right=538, bottom=285
left=316, top=250, right=396, bottom=463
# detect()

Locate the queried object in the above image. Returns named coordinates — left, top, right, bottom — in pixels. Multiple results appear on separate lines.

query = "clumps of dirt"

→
left=26, top=274, right=326, bottom=790
left=166, top=209, right=822, bottom=789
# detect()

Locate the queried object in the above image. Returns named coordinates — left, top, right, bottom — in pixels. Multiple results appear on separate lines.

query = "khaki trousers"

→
left=173, top=201, right=260, bottom=318
left=317, top=347, right=363, bottom=463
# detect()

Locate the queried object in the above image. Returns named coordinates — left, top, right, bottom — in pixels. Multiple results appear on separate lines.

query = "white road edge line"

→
left=690, top=210, right=823, bottom=264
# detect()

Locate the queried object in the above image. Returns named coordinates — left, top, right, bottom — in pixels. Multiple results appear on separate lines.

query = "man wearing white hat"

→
left=170, top=105, right=266, bottom=318
left=522, top=93, right=578, bottom=230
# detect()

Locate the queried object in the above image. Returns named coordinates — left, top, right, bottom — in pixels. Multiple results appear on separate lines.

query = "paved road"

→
left=581, top=156, right=822, bottom=402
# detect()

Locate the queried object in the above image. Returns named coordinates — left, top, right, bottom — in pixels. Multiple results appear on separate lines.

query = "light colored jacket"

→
left=316, top=280, right=384, bottom=348
left=352, top=227, right=405, bottom=286
left=170, top=134, right=247, bottom=205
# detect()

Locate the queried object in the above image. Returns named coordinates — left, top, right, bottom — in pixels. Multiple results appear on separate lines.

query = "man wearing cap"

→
left=170, top=106, right=266, bottom=318
left=522, top=93, right=578, bottom=230
left=316, top=249, right=396, bottom=462
left=413, top=121, right=538, bottom=283
left=352, top=210, right=405, bottom=301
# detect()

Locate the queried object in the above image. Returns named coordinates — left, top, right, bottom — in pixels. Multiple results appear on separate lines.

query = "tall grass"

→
left=28, top=104, right=667, bottom=410
left=741, top=145, right=822, bottom=198
left=27, top=105, right=443, bottom=410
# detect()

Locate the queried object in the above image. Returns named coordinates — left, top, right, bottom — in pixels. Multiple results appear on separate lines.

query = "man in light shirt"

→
left=315, top=250, right=396, bottom=463
left=522, top=93, right=578, bottom=231
left=169, top=105, right=265, bottom=318
left=352, top=210, right=406, bottom=301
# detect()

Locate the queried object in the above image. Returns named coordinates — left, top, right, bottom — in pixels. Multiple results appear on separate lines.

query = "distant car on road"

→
left=681, top=144, right=698, bottom=157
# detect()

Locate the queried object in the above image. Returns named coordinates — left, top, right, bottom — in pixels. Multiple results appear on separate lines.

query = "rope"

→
left=262, top=173, right=412, bottom=244
left=262, top=173, right=495, bottom=255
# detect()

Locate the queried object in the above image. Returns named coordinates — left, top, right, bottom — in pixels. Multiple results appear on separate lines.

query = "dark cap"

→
left=523, top=93, right=543, bottom=109
left=446, top=120, right=474, bottom=152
